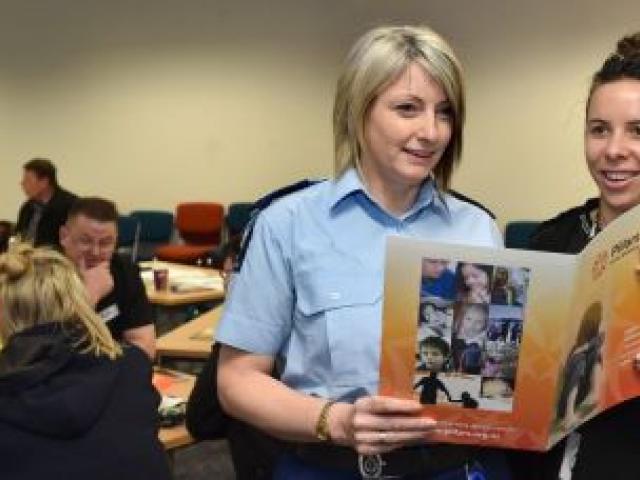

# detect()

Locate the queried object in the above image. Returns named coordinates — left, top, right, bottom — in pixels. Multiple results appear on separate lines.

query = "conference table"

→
left=155, top=306, right=224, bottom=449
left=156, top=305, right=223, bottom=363
left=155, top=369, right=196, bottom=450
left=139, top=260, right=225, bottom=307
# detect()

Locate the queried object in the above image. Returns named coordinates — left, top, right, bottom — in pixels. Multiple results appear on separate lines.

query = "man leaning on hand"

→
left=59, top=197, right=156, bottom=359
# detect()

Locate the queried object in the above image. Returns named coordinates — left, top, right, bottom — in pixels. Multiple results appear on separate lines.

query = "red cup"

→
left=153, top=268, right=169, bottom=291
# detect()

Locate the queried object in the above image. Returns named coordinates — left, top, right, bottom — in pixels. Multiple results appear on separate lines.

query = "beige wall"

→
left=1, top=0, right=639, bottom=228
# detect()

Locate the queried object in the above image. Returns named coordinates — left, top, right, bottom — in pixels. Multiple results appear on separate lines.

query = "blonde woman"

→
left=0, top=243, right=170, bottom=480
left=217, top=25, right=509, bottom=479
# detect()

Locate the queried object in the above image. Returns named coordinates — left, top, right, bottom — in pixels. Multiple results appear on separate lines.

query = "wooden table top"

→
left=154, top=369, right=196, bottom=450
left=140, top=261, right=225, bottom=306
left=156, top=306, right=223, bottom=360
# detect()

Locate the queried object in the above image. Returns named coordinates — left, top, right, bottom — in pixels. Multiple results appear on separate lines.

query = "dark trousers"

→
left=274, top=450, right=511, bottom=480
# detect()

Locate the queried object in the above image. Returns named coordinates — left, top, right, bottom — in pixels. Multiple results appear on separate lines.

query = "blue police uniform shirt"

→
left=216, top=168, right=502, bottom=400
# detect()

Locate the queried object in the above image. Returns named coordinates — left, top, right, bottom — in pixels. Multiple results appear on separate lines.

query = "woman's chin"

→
left=601, top=192, right=640, bottom=218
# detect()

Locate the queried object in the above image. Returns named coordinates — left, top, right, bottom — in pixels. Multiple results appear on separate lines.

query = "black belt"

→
left=295, top=443, right=477, bottom=478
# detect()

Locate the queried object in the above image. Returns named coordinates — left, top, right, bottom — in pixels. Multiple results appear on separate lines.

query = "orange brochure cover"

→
left=379, top=204, right=640, bottom=451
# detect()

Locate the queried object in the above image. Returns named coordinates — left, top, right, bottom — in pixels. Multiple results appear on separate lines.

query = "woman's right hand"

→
left=330, top=395, right=437, bottom=455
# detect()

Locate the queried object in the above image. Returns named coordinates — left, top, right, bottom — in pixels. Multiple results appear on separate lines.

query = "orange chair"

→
left=154, top=202, right=224, bottom=264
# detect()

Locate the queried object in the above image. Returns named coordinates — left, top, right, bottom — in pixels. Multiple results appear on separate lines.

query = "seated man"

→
left=16, top=157, right=77, bottom=247
left=59, top=197, right=156, bottom=359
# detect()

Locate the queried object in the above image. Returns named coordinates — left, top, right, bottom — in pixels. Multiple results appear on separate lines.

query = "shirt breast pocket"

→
left=296, top=271, right=382, bottom=388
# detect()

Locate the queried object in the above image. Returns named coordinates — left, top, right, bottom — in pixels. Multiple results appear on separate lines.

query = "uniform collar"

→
left=330, top=168, right=450, bottom=219
left=330, top=168, right=365, bottom=207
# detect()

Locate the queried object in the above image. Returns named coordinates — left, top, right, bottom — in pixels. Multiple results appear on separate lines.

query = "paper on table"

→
left=140, top=270, right=224, bottom=291
left=160, top=395, right=186, bottom=409
left=170, top=276, right=224, bottom=292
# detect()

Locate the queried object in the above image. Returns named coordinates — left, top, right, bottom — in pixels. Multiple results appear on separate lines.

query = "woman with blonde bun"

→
left=0, top=243, right=170, bottom=480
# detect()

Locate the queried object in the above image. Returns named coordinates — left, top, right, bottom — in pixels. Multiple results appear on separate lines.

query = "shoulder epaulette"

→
left=447, top=189, right=496, bottom=219
left=234, top=179, right=320, bottom=271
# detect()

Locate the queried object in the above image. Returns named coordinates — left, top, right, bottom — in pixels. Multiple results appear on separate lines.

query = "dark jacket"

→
left=0, top=324, right=171, bottom=480
left=510, top=197, right=640, bottom=479
left=186, top=344, right=282, bottom=480
left=527, top=197, right=599, bottom=254
left=16, top=186, right=77, bottom=247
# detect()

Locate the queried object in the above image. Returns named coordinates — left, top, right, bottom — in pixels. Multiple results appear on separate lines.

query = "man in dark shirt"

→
left=16, top=158, right=77, bottom=247
left=59, top=196, right=156, bottom=359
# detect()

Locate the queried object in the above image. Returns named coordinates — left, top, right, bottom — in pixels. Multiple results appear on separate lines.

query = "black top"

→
left=16, top=186, right=77, bottom=247
left=527, top=197, right=599, bottom=254
left=0, top=323, right=171, bottom=480
left=512, top=197, right=640, bottom=479
left=96, top=255, right=153, bottom=340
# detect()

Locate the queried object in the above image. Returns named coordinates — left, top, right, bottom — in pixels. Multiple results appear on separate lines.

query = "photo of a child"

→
left=418, top=298, right=453, bottom=340
left=452, top=303, right=488, bottom=374
left=480, top=377, right=514, bottom=411
left=456, top=263, right=493, bottom=304
left=414, top=336, right=452, bottom=404
left=420, top=258, right=456, bottom=301
left=490, top=267, right=529, bottom=306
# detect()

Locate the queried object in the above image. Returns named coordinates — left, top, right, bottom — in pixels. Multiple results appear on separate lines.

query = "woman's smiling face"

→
left=585, top=79, right=640, bottom=224
left=360, top=62, right=453, bottom=195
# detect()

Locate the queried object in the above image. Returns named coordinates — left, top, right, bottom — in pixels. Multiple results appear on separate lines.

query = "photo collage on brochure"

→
left=414, top=258, right=530, bottom=412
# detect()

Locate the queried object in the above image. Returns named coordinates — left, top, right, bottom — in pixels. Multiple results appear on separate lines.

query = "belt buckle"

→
left=358, top=454, right=400, bottom=479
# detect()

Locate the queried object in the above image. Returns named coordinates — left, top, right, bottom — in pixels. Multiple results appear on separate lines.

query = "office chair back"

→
left=504, top=221, right=541, bottom=249
left=225, top=202, right=254, bottom=239
left=154, top=202, right=224, bottom=264
left=176, top=202, right=225, bottom=245
left=116, top=215, right=141, bottom=261
left=129, top=210, right=174, bottom=260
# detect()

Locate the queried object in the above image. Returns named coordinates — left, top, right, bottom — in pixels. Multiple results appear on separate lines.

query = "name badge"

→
left=99, top=304, right=120, bottom=323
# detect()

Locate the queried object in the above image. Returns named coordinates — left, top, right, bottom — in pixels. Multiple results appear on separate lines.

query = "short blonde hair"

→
left=333, top=25, right=465, bottom=189
left=0, top=243, right=121, bottom=358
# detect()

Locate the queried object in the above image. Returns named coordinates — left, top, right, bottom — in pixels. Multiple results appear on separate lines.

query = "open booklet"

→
left=379, top=204, right=640, bottom=451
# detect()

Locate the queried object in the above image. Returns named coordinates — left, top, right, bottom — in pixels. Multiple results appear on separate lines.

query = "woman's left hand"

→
left=330, top=395, right=437, bottom=455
